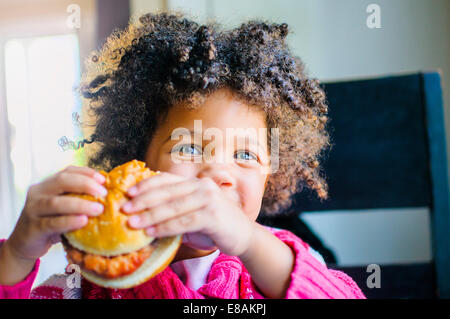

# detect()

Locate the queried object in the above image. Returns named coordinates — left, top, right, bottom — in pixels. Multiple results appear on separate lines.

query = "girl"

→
left=0, top=12, right=365, bottom=299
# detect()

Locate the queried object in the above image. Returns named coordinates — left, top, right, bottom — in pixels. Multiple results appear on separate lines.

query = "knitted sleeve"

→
left=0, top=239, right=40, bottom=299
left=270, top=229, right=366, bottom=299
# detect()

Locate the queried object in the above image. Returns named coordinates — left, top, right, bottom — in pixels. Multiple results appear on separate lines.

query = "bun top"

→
left=64, top=160, right=159, bottom=256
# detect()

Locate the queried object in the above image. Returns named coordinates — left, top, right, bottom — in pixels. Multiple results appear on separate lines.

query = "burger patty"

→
left=63, top=237, right=155, bottom=279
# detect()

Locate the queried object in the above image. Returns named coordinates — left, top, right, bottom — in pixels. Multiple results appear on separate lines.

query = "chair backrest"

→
left=286, top=71, right=449, bottom=298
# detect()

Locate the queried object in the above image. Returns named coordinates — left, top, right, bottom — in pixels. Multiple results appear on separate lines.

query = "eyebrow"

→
left=163, top=130, right=202, bottom=144
left=163, top=129, right=266, bottom=151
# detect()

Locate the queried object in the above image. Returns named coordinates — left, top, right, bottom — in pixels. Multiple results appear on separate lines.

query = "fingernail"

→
left=78, top=215, right=88, bottom=224
left=94, top=173, right=106, bottom=184
left=97, top=186, right=108, bottom=197
left=127, top=186, right=137, bottom=196
left=122, top=202, right=133, bottom=213
left=90, top=202, right=104, bottom=214
left=129, top=215, right=141, bottom=227
left=145, top=227, right=155, bottom=235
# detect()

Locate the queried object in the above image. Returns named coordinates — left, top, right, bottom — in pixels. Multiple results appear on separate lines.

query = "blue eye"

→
left=235, top=150, right=258, bottom=162
left=172, top=144, right=202, bottom=156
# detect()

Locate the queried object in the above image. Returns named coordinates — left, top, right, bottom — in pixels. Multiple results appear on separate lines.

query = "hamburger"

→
left=61, top=159, right=182, bottom=289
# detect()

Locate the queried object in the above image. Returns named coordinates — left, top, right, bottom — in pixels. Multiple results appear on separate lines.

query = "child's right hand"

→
left=3, top=165, right=108, bottom=264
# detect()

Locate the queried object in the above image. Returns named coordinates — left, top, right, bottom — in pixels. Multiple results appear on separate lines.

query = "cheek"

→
left=149, top=152, right=199, bottom=179
left=238, top=172, right=268, bottom=220
left=165, top=164, right=198, bottom=179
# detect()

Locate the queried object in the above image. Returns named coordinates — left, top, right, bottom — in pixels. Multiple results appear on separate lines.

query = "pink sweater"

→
left=0, top=228, right=365, bottom=299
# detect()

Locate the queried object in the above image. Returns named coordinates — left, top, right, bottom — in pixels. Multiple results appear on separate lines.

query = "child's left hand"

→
left=121, top=172, right=255, bottom=257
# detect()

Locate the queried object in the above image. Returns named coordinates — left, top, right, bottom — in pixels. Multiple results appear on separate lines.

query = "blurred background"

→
left=0, top=0, right=449, bottom=288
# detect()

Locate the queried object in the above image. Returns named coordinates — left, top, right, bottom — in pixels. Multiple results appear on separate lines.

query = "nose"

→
left=197, top=164, right=236, bottom=188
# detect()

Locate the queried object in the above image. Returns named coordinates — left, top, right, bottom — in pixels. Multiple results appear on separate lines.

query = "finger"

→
left=144, top=210, right=207, bottom=237
left=35, top=195, right=104, bottom=217
left=63, top=165, right=106, bottom=184
left=122, top=179, right=201, bottom=214
left=41, top=172, right=108, bottom=197
left=39, top=215, right=88, bottom=235
left=126, top=172, right=187, bottom=197
left=127, top=191, right=207, bottom=229
left=49, top=233, right=63, bottom=245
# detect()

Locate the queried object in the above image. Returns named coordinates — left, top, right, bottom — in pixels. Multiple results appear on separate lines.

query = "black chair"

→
left=259, top=71, right=450, bottom=298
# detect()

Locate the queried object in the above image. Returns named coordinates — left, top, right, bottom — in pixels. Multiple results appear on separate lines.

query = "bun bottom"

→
left=78, top=235, right=182, bottom=289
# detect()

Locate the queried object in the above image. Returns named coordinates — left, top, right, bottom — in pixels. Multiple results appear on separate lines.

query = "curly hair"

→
left=78, top=11, right=332, bottom=216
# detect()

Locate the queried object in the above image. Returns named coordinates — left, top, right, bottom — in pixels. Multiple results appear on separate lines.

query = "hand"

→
left=5, top=165, right=108, bottom=263
left=121, top=172, right=255, bottom=257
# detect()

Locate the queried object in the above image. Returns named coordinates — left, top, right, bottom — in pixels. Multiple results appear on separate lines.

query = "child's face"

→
left=144, top=88, right=270, bottom=223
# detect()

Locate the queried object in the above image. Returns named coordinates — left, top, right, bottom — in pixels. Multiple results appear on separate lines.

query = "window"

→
left=4, top=33, right=85, bottom=220
left=3, top=33, right=86, bottom=285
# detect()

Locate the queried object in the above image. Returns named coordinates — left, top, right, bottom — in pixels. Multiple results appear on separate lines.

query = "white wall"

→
left=129, top=0, right=167, bottom=21
left=130, top=0, right=449, bottom=266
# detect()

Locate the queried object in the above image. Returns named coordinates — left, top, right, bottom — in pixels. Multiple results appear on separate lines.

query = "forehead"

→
left=159, top=89, right=267, bottom=134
